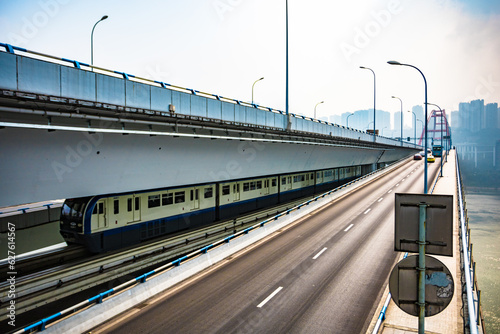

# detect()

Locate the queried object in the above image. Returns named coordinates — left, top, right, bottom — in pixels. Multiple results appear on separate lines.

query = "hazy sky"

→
left=1, top=0, right=499, bottom=124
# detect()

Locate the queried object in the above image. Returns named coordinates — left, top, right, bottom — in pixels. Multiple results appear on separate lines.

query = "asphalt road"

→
left=95, top=159, right=440, bottom=334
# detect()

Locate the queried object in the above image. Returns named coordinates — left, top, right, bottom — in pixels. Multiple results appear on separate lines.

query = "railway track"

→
left=0, top=196, right=314, bottom=322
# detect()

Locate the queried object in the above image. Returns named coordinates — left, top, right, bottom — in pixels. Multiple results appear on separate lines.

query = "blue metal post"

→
left=418, top=203, right=427, bottom=334
left=285, top=0, right=289, bottom=118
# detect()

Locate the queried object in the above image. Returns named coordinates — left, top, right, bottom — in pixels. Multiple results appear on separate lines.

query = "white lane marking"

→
left=388, top=189, right=393, bottom=193
left=378, top=197, right=384, bottom=202
left=344, top=224, right=354, bottom=232
left=313, top=247, right=328, bottom=260
left=396, top=184, right=400, bottom=187
left=402, top=178, right=405, bottom=182
left=364, top=208, right=371, bottom=215
left=257, top=287, right=283, bottom=308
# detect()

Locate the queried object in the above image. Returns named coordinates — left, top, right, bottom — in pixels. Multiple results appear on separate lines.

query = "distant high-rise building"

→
left=411, top=105, right=424, bottom=141
left=394, top=111, right=404, bottom=139
left=458, top=102, right=470, bottom=130
left=339, top=109, right=390, bottom=133
left=485, top=103, right=498, bottom=129
left=469, top=99, right=484, bottom=132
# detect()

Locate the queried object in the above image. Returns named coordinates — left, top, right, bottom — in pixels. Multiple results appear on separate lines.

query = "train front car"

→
left=60, top=197, right=93, bottom=249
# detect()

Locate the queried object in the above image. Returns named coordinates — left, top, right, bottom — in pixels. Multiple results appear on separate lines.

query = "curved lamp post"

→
left=252, top=77, right=264, bottom=104
left=408, top=110, right=417, bottom=146
left=91, top=15, right=109, bottom=70
left=388, top=60, right=428, bottom=194
left=392, top=96, right=403, bottom=146
left=360, top=66, right=376, bottom=141
left=314, top=101, right=324, bottom=119
left=347, top=113, right=354, bottom=128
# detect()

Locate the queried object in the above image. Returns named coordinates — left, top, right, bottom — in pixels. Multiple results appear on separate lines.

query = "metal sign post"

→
left=391, top=193, right=454, bottom=332
left=418, top=203, right=426, bottom=334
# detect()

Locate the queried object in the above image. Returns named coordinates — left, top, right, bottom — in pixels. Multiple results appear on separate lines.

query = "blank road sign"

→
left=395, top=193, right=453, bottom=256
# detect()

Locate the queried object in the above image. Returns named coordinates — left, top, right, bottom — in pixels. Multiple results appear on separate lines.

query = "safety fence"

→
left=456, top=156, right=486, bottom=334
left=13, top=156, right=408, bottom=333
left=0, top=43, right=417, bottom=149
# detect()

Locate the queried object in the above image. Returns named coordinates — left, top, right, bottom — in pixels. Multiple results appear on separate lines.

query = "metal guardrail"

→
left=456, top=155, right=486, bottom=334
left=13, top=157, right=406, bottom=333
left=0, top=42, right=418, bottom=149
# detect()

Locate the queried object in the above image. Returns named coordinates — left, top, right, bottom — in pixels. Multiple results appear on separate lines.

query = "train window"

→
left=175, top=191, right=185, bottom=204
left=282, top=177, right=286, bottom=185
left=92, top=205, right=97, bottom=215
left=204, top=187, right=213, bottom=198
left=243, top=182, right=250, bottom=192
left=127, top=198, right=132, bottom=212
left=162, top=193, right=173, bottom=205
left=310, top=173, right=314, bottom=179
left=256, top=181, right=262, bottom=189
left=272, top=178, right=277, bottom=187
left=114, top=199, right=119, bottom=214
left=250, top=181, right=256, bottom=190
left=135, top=197, right=140, bottom=210
left=148, top=195, right=161, bottom=208
left=98, top=202, right=104, bottom=214
left=306, top=174, right=309, bottom=181
left=222, top=185, right=230, bottom=195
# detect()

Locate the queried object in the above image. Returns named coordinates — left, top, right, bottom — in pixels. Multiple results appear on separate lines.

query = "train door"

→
left=95, top=199, right=107, bottom=228
left=132, top=196, right=141, bottom=221
left=126, top=196, right=141, bottom=223
left=263, top=179, right=270, bottom=195
left=233, top=183, right=240, bottom=201
left=191, top=188, right=200, bottom=210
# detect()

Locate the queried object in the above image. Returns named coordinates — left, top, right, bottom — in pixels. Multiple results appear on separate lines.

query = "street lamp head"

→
left=359, top=66, right=366, bottom=69
left=258, top=77, right=264, bottom=81
left=387, top=60, right=401, bottom=65
left=101, top=15, right=109, bottom=21
left=391, top=95, right=397, bottom=99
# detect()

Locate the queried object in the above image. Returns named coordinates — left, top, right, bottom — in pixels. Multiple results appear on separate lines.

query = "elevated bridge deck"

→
left=0, top=44, right=419, bottom=207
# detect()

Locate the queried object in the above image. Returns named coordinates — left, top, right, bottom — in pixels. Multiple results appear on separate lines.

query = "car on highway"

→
left=427, top=155, right=436, bottom=163
left=414, top=153, right=422, bottom=160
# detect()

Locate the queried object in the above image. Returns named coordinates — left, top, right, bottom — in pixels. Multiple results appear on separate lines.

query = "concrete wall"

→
left=0, top=126, right=412, bottom=207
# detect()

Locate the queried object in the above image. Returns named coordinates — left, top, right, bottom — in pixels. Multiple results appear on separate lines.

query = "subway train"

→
left=60, top=166, right=365, bottom=253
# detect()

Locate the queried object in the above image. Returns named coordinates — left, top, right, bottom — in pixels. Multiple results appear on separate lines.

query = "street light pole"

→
left=360, top=66, right=376, bottom=141
left=388, top=60, right=428, bottom=195
left=347, top=113, right=354, bottom=128
left=314, top=101, right=324, bottom=119
left=392, top=96, right=403, bottom=146
left=285, top=0, right=289, bottom=118
left=408, top=110, right=417, bottom=146
left=91, top=15, right=109, bottom=70
left=427, top=102, right=444, bottom=177
left=252, top=77, right=264, bottom=105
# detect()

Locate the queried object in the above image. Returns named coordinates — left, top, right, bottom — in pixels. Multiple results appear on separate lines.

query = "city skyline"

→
left=1, top=0, right=499, bottom=120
